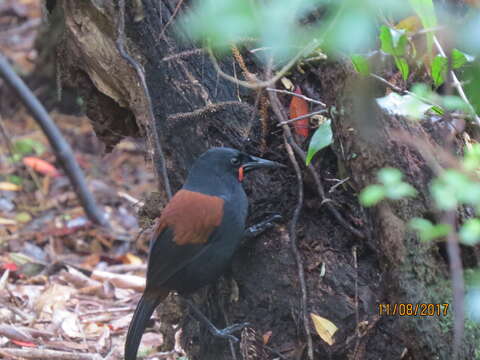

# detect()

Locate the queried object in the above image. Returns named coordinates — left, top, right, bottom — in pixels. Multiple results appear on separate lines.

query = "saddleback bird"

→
left=125, top=147, right=284, bottom=360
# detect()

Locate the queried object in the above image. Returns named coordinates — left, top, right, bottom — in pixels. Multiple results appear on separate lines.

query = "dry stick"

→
left=267, top=90, right=313, bottom=360
left=116, top=0, right=172, bottom=199
left=267, top=88, right=326, bottom=107
left=0, top=349, right=101, bottom=360
left=443, top=211, right=464, bottom=360
left=158, top=0, right=185, bottom=40
left=433, top=36, right=480, bottom=126
left=269, top=90, right=365, bottom=240
left=207, top=42, right=314, bottom=90
left=277, top=109, right=327, bottom=127
left=0, top=54, right=107, bottom=226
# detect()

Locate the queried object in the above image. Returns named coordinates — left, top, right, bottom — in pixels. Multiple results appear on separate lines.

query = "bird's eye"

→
left=231, top=157, right=240, bottom=166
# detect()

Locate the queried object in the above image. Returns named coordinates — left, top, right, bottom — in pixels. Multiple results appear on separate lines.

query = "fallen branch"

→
left=0, top=348, right=102, bottom=360
left=116, top=0, right=172, bottom=200
left=0, top=54, right=107, bottom=226
left=267, top=87, right=313, bottom=360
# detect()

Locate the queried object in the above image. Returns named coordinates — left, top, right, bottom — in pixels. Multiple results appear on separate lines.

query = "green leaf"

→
left=13, top=138, right=45, bottom=156
left=452, top=49, right=467, bottom=69
left=6, top=175, right=23, bottom=185
left=359, top=184, right=386, bottom=207
left=463, top=144, right=480, bottom=172
left=409, top=217, right=451, bottom=242
left=460, top=219, right=480, bottom=246
left=385, top=182, right=417, bottom=200
left=351, top=54, right=370, bottom=76
left=376, top=92, right=432, bottom=120
left=379, top=26, right=407, bottom=56
left=408, top=0, right=437, bottom=52
left=394, top=57, right=409, bottom=81
left=305, top=119, right=333, bottom=165
left=378, top=167, right=403, bottom=185
left=431, top=54, right=448, bottom=87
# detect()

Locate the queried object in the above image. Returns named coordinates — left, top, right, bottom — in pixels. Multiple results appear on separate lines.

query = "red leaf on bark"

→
left=289, top=87, right=310, bottom=137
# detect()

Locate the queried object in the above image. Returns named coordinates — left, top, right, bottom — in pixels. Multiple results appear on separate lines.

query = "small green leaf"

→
left=359, top=184, right=386, bottom=207
left=378, top=167, right=402, bottom=185
left=380, top=26, right=407, bottom=56
left=376, top=92, right=432, bottom=120
left=305, top=119, right=333, bottom=165
left=6, top=175, right=23, bottom=185
left=394, top=57, right=409, bottom=81
left=385, top=182, right=417, bottom=200
left=13, top=138, right=45, bottom=156
left=463, top=144, right=480, bottom=172
left=460, top=219, right=480, bottom=246
left=431, top=54, right=448, bottom=87
left=452, top=48, right=474, bottom=69
left=409, top=217, right=451, bottom=242
left=351, top=54, right=370, bottom=76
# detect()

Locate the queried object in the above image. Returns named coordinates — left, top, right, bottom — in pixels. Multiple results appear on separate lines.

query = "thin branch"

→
left=268, top=89, right=313, bottom=360
left=207, top=42, right=314, bottom=90
left=277, top=109, right=327, bottom=127
left=267, top=88, right=326, bottom=107
left=433, top=36, right=480, bottom=126
left=116, top=0, right=172, bottom=199
left=269, top=88, right=365, bottom=239
left=443, top=211, right=464, bottom=360
left=0, top=348, right=102, bottom=360
left=158, top=0, right=185, bottom=40
left=370, top=73, right=441, bottom=109
left=0, top=54, right=107, bottom=226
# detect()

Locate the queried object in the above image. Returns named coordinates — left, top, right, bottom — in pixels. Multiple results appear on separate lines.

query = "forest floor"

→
left=0, top=1, right=182, bottom=359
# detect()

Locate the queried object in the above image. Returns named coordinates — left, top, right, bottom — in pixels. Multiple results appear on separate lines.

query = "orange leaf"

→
left=23, top=157, right=60, bottom=177
left=11, top=339, right=36, bottom=347
left=289, top=87, right=310, bottom=137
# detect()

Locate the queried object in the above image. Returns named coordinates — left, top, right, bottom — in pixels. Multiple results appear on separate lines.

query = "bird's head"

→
left=188, top=147, right=285, bottom=184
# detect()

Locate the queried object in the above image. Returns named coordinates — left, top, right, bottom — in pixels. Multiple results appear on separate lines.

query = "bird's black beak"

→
left=242, top=155, right=286, bottom=173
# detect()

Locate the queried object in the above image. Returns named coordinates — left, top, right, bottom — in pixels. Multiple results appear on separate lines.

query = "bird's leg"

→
left=183, top=298, right=249, bottom=342
left=243, top=214, right=282, bottom=239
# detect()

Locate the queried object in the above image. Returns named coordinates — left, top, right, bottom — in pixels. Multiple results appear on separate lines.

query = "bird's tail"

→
left=124, top=290, right=168, bottom=360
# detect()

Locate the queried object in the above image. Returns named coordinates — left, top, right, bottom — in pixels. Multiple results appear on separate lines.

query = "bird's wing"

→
left=146, top=190, right=225, bottom=287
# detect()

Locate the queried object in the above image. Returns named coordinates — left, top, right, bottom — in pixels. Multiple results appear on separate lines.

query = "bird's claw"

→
left=244, top=214, right=282, bottom=239
left=212, top=322, right=250, bottom=342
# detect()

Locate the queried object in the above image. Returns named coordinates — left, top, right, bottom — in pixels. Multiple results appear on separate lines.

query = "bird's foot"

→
left=209, top=322, right=250, bottom=342
left=244, top=214, right=282, bottom=239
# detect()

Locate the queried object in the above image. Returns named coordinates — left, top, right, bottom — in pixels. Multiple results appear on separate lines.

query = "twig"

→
left=433, top=36, right=480, bottom=126
left=370, top=73, right=441, bottom=109
left=269, top=88, right=365, bottom=239
left=116, top=0, right=172, bottom=200
left=161, top=49, right=204, bottom=62
left=443, top=211, right=464, bottom=359
left=0, top=54, right=107, bottom=226
left=207, top=42, right=315, bottom=90
left=267, top=88, right=326, bottom=107
left=277, top=109, right=327, bottom=127
left=329, top=177, right=350, bottom=193
left=158, top=0, right=185, bottom=40
left=0, top=348, right=102, bottom=360
left=267, top=88, right=313, bottom=360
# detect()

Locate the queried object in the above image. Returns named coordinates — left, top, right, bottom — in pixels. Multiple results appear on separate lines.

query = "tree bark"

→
left=43, top=1, right=480, bottom=359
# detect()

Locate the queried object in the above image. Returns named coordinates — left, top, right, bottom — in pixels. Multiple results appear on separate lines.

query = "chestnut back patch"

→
left=156, top=190, right=224, bottom=245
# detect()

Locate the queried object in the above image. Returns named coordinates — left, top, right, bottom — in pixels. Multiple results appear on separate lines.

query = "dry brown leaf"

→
left=91, top=270, right=145, bottom=291
left=0, top=182, right=21, bottom=191
left=310, top=313, right=338, bottom=346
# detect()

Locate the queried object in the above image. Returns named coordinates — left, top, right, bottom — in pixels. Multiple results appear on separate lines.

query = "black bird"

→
left=125, top=147, right=284, bottom=360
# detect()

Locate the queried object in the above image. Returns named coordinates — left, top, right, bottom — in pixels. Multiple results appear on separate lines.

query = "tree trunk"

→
left=44, top=1, right=480, bottom=359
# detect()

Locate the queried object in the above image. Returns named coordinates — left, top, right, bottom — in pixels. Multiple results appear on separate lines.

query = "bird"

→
left=125, top=147, right=284, bottom=360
